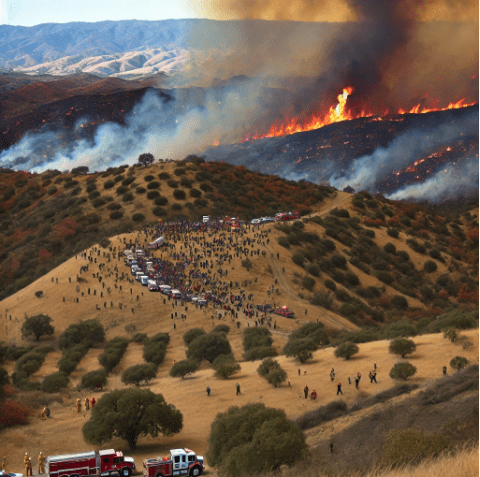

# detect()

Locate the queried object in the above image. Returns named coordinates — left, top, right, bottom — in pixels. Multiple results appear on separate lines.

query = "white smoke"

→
left=387, top=156, right=479, bottom=203
left=0, top=82, right=264, bottom=173
left=328, top=111, right=478, bottom=192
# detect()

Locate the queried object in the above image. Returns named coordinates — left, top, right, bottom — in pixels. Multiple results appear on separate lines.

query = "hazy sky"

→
left=0, top=0, right=477, bottom=26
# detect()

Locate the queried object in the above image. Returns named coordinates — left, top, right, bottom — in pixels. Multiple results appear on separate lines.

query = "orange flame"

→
left=238, top=87, right=477, bottom=143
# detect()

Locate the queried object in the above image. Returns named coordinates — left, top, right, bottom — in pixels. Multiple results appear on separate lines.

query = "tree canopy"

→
left=212, top=354, right=241, bottom=379
left=206, top=403, right=307, bottom=477
left=122, top=364, right=157, bottom=386
left=257, top=358, right=287, bottom=387
left=138, top=153, right=155, bottom=167
left=283, top=338, right=318, bottom=364
left=169, top=360, right=199, bottom=379
left=334, top=342, right=359, bottom=360
left=83, top=388, right=182, bottom=450
left=21, top=314, right=54, bottom=341
left=388, top=338, right=416, bottom=359
left=389, top=362, right=417, bottom=380
left=187, top=333, right=232, bottom=363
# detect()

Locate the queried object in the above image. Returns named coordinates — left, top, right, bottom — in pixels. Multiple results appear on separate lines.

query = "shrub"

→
left=0, top=399, right=32, bottom=427
left=147, top=190, right=160, bottom=199
left=310, top=292, right=333, bottom=309
left=58, top=344, right=89, bottom=375
left=172, top=189, right=186, bottom=200
left=382, top=429, right=450, bottom=466
left=391, top=295, right=408, bottom=309
left=122, top=364, right=157, bottom=386
left=345, top=271, right=360, bottom=286
left=364, top=229, right=375, bottom=238
left=169, top=359, right=199, bottom=379
left=147, top=181, right=160, bottom=190
left=110, top=210, right=124, bottom=220
left=243, top=347, right=278, bottom=361
left=257, top=358, right=287, bottom=387
left=122, top=192, right=134, bottom=202
left=92, top=197, right=106, bottom=208
left=59, top=320, right=105, bottom=349
left=306, top=263, right=320, bottom=276
left=291, top=322, right=329, bottom=346
left=243, top=328, right=273, bottom=352
left=284, top=338, right=318, bottom=363
left=206, top=403, right=308, bottom=476
left=98, top=337, right=129, bottom=373
left=292, top=253, right=305, bottom=266
left=159, top=172, right=170, bottom=180
left=212, top=325, right=230, bottom=334
left=389, top=338, right=416, bottom=358
left=334, top=342, right=359, bottom=360
left=174, top=168, right=186, bottom=176
left=133, top=333, right=148, bottom=343
left=189, top=188, right=202, bottom=198
left=41, top=372, right=69, bottom=393
left=324, top=279, right=336, bottom=291
left=424, top=260, right=438, bottom=273
left=152, top=206, right=167, bottom=216
left=143, top=334, right=170, bottom=367
left=212, top=355, right=241, bottom=379
left=387, top=228, right=399, bottom=238
left=107, top=202, right=122, bottom=210
left=80, top=369, right=107, bottom=389
left=122, top=176, right=135, bottom=186
left=277, top=236, right=290, bottom=248
left=116, top=185, right=128, bottom=195
left=443, top=327, right=457, bottom=343
left=183, top=328, right=206, bottom=346
left=167, top=179, right=178, bottom=188
left=384, top=242, right=396, bottom=254
left=103, top=180, right=115, bottom=189
left=241, top=258, right=253, bottom=271
left=331, top=254, right=347, bottom=269
left=136, top=187, right=146, bottom=194
left=187, top=333, right=232, bottom=363
left=154, top=196, right=169, bottom=205
left=389, top=362, right=417, bottom=380
left=302, top=276, right=315, bottom=291
left=132, top=213, right=145, bottom=222
left=144, top=175, right=155, bottom=182
left=449, top=356, right=469, bottom=371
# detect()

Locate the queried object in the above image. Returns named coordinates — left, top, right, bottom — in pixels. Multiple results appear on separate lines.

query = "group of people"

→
left=75, top=396, right=96, bottom=413
left=21, top=452, right=45, bottom=476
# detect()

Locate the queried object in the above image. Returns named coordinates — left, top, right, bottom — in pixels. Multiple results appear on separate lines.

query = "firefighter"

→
left=24, top=452, right=29, bottom=473
left=27, top=457, right=33, bottom=476
left=41, top=406, right=48, bottom=419
left=76, top=398, right=82, bottom=413
left=91, top=397, right=96, bottom=408
left=85, top=397, right=90, bottom=411
left=38, top=452, right=45, bottom=474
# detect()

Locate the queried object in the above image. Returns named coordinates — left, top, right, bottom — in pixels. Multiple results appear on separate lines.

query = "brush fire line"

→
left=143, top=449, right=204, bottom=477
left=45, top=449, right=135, bottom=477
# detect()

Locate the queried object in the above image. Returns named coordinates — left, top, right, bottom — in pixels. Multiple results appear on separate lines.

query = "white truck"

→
left=148, top=237, right=165, bottom=250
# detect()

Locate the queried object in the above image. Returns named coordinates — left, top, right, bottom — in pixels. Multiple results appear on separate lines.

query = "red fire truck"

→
left=143, top=448, right=204, bottom=477
left=274, top=211, right=299, bottom=222
left=46, top=449, right=135, bottom=477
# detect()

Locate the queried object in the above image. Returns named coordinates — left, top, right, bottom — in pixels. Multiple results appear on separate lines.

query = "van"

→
left=131, top=265, right=140, bottom=275
left=135, top=271, right=144, bottom=281
left=169, top=289, right=182, bottom=299
left=159, top=285, right=172, bottom=295
left=147, top=280, right=159, bottom=291
left=140, top=275, right=149, bottom=286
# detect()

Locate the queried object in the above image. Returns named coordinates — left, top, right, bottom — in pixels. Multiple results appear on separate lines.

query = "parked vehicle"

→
left=140, top=276, right=149, bottom=286
left=169, top=289, right=182, bottom=299
left=46, top=449, right=135, bottom=477
left=147, top=280, right=159, bottom=291
left=274, top=306, right=295, bottom=318
left=159, top=285, right=172, bottom=295
left=143, top=448, right=203, bottom=477
left=148, top=237, right=165, bottom=250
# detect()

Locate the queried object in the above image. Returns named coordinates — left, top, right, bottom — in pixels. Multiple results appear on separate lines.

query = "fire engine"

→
left=46, top=449, right=135, bottom=477
left=274, top=211, right=299, bottom=221
left=143, top=449, right=204, bottom=477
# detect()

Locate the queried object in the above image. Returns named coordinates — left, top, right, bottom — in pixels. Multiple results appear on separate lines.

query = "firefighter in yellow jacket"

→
left=38, top=452, right=45, bottom=474
left=26, top=457, right=33, bottom=476
left=24, top=453, right=29, bottom=474
left=76, top=398, right=82, bottom=413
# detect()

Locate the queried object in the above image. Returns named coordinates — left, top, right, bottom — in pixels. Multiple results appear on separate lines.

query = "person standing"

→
left=337, top=382, right=343, bottom=395
left=38, top=452, right=45, bottom=474
left=355, top=377, right=360, bottom=389
left=24, top=453, right=30, bottom=476
left=304, top=385, right=309, bottom=399
left=2, top=455, right=6, bottom=471
left=85, top=397, right=90, bottom=411
left=236, top=383, right=241, bottom=395
left=76, top=398, right=82, bottom=413
left=91, top=397, right=96, bottom=408
left=27, top=458, right=33, bottom=477
left=206, top=386, right=211, bottom=396
left=443, top=366, right=447, bottom=375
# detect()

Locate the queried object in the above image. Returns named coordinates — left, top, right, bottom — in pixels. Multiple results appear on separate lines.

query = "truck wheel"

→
left=121, top=468, right=132, bottom=477
left=189, top=466, right=202, bottom=476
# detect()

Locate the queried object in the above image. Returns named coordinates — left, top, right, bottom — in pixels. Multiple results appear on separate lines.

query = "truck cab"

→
left=143, top=449, right=203, bottom=477
left=99, top=450, right=135, bottom=477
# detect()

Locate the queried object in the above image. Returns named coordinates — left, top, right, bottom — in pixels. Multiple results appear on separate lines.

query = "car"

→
left=274, top=306, right=295, bottom=318
left=0, top=472, right=24, bottom=477
left=261, top=217, right=275, bottom=223
left=251, top=218, right=261, bottom=224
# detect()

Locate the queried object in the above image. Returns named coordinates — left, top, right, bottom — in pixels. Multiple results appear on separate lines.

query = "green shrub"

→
left=122, top=176, right=135, bottom=186
left=306, top=263, right=320, bottom=276
left=147, top=181, right=160, bottom=190
left=144, top=175, right=155, bottom=182
left=171, top=203, right=182, bottom=211
left=389, top=338, right=416, bottom=358
left=167, top=179, right=178, bottom=188
left=136, top=187, right=146, bottom=194
left=189, top=188, right=202, bottom=198
left=310, top=292, right=333, bottom=309
left=132, top=213, right=145, bottom=222
left=154, top=196, right=169, bottom=205
left=243, top=328, right=273, bottom=352
left=169, top=359, right=199, bottom=379
left=110, top=210, right=124, bottom=220
left=107, top=202, right=122, bottom=210
left=387, top=228, right=399, bottom=238
left=345, top=271, right=360, bottom=286
left=243, top=347, right=278, bottom=361
left=116, top=185, right=128, bottom=195
left=424, top=260, right=438, bottom=273
left=277, top=236, right=290, bottom=248
left=159, top=172, right=170, bottom=180
left=122, top=192, right=134, bottom=202
left=384, top=242, right=396, bottom=254
left=212, top=324, right=230, bottom=334
left=143, top=340, right=167, bottom=367
left=147, top=190, right=160, bottom=199
left=122, top=364, right=157, bottom=386
left=92, top=197, right=106, bottom=208
left=80, top=369, right=108, bottom=389
left=364, top=229, right=375, bottom=238
left=212, top=355, right=241, bottom=379
left=133, top=333, right=148, bottom=343
left=98, top=337, right=129, bottom=373
left=302, top=276, right=315, bottom=291
left=187, top=333, right=232, bottom=363
left=59, top=320, right=105, bottom=349
left=257, top=358, right=287, bottom=387
left=183, top=328, right=206, bottom=346
left=391, top=295, right=408, bottom=309
left=389, top=362, right=417, bottom=380
left=382, top=429, right=450, bottom=466
left=324, top=279, right=336, bottom=291
left=292, top=252, right=305, bottom=266
left=41, top=372, right=69, bottom=393
left=331, top=254, right=347, bottom=269
left=206, top=403, right=308, bottom=476
left=449, top=356, right=469, bottom=371
left=103, top=180, right=115, bottom=189
left=334, top=342, right=359, bottom=360
left=284, top=338, right=318, bottom=363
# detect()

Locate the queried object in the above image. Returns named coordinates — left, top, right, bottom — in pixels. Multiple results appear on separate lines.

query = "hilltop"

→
left=0, top=158, right=478, bottom=476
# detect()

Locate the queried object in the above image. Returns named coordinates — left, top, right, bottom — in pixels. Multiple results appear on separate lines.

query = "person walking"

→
left=370, top=372, right=377, bottom=383
left=236, top=383, right=241, bottom=395
left=357, top=371, right=361, bottom=382
left=85, top=397, right=90, bottom=411
left=348, top=376, right=351, bottom=385
left=443, top=366, right=447, bottom=375
left=27, top=458, right=33, bottom=477
left=337, top=382, right=343, bottom=395
left=304, top=385, right=309, bottom=399
left=355, top=377, right=360, bottom=389
left=24, top=453, right=30, bottom=476
left=90, top=397, right=96, bottom=408
left=38, top=452, right=45, bottom=474
left=206, top=386, right=211, bottom=396
left=76, top=398, right=82, bottom=413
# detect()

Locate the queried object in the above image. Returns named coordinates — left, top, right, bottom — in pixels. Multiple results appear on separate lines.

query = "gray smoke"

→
left=388, top=156, right=479, bottom=203
left=329, top=110, right=479, bottom=192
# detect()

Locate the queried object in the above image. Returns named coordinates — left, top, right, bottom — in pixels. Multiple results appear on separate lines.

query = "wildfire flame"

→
left=236, top=87, right=477, bottom=143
